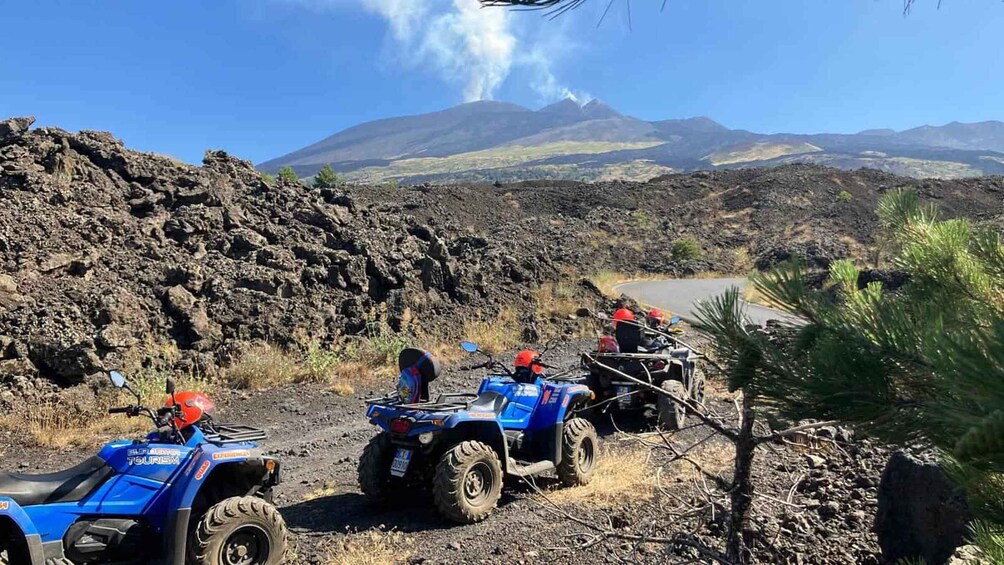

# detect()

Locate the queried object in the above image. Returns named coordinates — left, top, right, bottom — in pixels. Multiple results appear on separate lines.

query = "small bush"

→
left=278, top=166, right=299, bottom=183
left=260, top=172, right=276, bottom=185
left=837, top=190, right=853, bottom=203
left=224, top=343, right=309, bottom=390
left=314, top=164, right=339, bottom=188
left=671, top=238, right=702, bottom=262
left=459, top=308, right=522, bottom=355
left=326, top=530, right=415, bottom=565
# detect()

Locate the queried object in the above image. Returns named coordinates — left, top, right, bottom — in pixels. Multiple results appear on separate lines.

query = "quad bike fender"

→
left=160, top=446, right=281, bottom=565
left=553, top=385, right=592, bottom=422
left=441, top=419, right=510, bottom=473
left=0, top=499, right=46, bottom=565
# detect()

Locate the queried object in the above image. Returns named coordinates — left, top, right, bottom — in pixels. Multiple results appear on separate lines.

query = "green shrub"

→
left=671, top=238, right=701, bottom=262
left=278, top=166, right=299, bottom=183
left=837, top=190, right=853, bottom=203
left=314, top=164, right=339, bottom=188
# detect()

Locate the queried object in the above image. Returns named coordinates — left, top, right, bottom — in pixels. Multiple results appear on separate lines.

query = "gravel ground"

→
left=5, top=338, right=885, bottom=564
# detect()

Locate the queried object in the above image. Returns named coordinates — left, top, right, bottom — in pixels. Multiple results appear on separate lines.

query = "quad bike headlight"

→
left=418, top=432, right=435, bottom=445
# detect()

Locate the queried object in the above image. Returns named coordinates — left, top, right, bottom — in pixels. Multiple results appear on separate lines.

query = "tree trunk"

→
left=727, top=392, right=757, bottom=564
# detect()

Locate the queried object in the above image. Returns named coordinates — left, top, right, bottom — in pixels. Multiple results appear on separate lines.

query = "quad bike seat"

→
left=470, top=391, right=509, bottom=415
left=0, top=455, right=113, bottom=507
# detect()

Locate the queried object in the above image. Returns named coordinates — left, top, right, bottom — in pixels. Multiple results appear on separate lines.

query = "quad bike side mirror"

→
left=460, top=341, right=479, bottom=353
left=109, top=371, right=127, bottom=388
left=166, top=377, right=176, bottom=395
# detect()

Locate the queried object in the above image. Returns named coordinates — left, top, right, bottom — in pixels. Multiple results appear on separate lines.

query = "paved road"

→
left=614, top=277, right=802, bottom=327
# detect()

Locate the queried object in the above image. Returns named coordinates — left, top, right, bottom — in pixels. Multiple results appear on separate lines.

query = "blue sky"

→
left=1, top=0, right=1001, bottom=164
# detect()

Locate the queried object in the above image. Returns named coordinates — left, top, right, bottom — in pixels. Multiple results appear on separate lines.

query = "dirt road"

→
left=614, top=278, right=802, bottom=326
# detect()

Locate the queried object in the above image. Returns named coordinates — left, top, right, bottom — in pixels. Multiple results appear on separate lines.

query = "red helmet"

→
left=612, top=308, right=635, bottom=327
left=647, top=308, right=666, bottom=328
left=514, top=350, right=544, bottom=375
left=167, top=391, right=216, bottom=430
left=597, top=336, right=620, bottom=353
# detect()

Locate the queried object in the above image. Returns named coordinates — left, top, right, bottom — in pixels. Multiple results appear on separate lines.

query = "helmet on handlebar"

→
left=168, top=391, right=215, bottom=430
left=646, top=308, right=666, bottom=329
left=613, top=308, right=635, bottom=327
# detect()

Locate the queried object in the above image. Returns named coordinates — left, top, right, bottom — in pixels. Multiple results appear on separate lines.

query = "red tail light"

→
left=390, top=418, right=412, bottom=434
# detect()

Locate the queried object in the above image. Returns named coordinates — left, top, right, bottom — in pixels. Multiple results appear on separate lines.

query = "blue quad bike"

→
left=360, top=343, right=599, bottom=524
left=0, top=371, right=288, bottom=565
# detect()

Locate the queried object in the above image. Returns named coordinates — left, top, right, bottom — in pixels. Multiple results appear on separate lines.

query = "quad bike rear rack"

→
left=203, top=423, right=268, bottom=445
left=366, top=392, right=479, bottom=413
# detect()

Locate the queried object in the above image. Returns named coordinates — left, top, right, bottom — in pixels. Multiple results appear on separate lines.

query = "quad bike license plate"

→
left=390, top=448, right=413, bottom=477
left=617, top=385, right=633, bottom=407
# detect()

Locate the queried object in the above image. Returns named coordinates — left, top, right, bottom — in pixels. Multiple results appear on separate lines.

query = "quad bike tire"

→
left=358, top=432, right=404, bottom=503
left=433, top=441, right=503, bottom=524
left=691, top=364, right=706, bottom=405
left=189, top=496, right=288, bottom=565
left=557, top=417, right=598, bottom=487
left=657, top=379, right=687, bottom=430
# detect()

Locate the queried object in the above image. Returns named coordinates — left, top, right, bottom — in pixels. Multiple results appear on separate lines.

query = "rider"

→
left=513, top=349, right=545, bottom=384
left=613, top=307, right=635, bottom=328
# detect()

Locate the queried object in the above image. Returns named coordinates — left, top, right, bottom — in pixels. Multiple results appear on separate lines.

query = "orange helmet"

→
left=612, top=308, right=635, bottom=327
left=647, top=308, right=665, bottom=328
left=514, top=350, right=544, bottom=375
left=167, top=391, right=216, bottom=430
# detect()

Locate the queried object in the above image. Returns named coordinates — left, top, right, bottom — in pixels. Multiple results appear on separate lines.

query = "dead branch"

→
left=754, top=419, right=840, bottom=445
left=516, top=473, right=733, bottom=564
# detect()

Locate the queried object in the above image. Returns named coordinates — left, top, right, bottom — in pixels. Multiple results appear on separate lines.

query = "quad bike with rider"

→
left=359, top=344, right=598, bottom=524
left=582, top=308, right=706, bottom=429
left=0, top=372, right=287, bottom=565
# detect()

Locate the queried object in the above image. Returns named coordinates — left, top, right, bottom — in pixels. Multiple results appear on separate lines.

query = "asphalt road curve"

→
left=614, top=277, right=802, bottom=327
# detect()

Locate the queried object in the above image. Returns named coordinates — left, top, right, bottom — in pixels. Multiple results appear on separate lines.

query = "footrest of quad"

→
left=506, top=458, right=555, bottom=478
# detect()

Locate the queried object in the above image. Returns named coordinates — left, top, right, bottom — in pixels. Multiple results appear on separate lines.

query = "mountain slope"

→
left=260, top=100, right=1004, bottom=181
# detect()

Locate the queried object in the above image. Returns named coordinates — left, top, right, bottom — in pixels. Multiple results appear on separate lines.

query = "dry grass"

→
left=0, top=404, right=152, bottom=449
left=457, top=307, right=522, bottom=355
left=666, top=441, right=735, bottom=483
left=0, top=369, right=214, bottom=448
left=303, top=480, right=342, bottom=501
left=326, top=531, right=415, bottom=565
left=546, top=447, right=656, bottom=508
left=534, top=281, right=581, bottom=318
left=224, top=323, right=409, bottom=394
left=225, top=343, right=312, bottom=390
